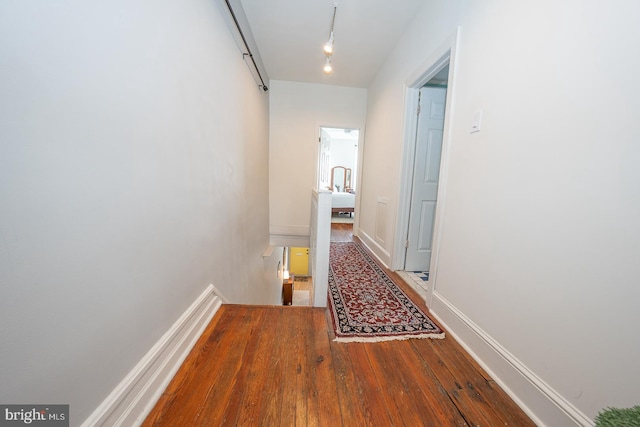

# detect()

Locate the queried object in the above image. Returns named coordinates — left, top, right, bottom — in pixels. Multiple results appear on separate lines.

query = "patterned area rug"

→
left=328, top=242, right=445, bottom=342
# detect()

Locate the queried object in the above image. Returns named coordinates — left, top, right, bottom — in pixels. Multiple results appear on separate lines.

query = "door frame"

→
left=392, top=28, right=460, bottom=301
left=315, top=123, right=365, bottom=235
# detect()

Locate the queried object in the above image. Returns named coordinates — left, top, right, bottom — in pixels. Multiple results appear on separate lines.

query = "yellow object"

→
left=289, top=247, right=309, bottom=276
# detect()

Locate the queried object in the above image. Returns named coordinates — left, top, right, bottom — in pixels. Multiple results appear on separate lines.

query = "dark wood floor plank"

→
left=429, top=338, right=491, bottom=391
left=291, top=308, right=309, bottom=427
left=151, top=304, right=231, bottom=399
left=432, top=334, right=494, bottom=383
left=460, top=380, right=536, bottom=427
left=366, top=340, right=440, bottom=426
left=327, top=339, right=372, bottom=425
left=224, top=308, right=277, bottom=424
left=345, top=343, right=398, bottom=425
left=280, top=307, right=304, bottom=426
left=449, top=385, right=497, bottom=427
left=411, top=338, right=467, bottom=392
left=142, top=306, right=254, bottom=426
left=309, top=308, right=341, bottom=426
left=330, top=222, right=353, bottom=242
left=302, top=308, right=320, bottom=427
left=447, top=380, right=538, bottom=427
left=392, top=340, right=470, bottom=426
left=225, top=307, right=280, bottom=426
left=191, top=308, right=263, bottom=426
left=146, top=307, right=234, bottom=426
left=256, top=307, right=287, bottom=426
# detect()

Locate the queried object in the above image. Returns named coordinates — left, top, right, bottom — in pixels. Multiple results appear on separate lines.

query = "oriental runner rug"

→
left=328, top=242, right=445, bottom=342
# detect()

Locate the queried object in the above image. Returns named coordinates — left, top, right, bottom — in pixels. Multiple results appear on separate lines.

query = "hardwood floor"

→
left=143, top=224, right=535, bottom=426
left=330, top=222, right=353, bottom=242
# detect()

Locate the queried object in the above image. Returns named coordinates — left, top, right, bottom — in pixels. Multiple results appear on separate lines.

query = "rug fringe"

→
left=333, top=332, right=445, bottom=343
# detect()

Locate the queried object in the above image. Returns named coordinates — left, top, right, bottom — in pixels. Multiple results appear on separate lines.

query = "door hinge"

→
left=417, top=103, right=421, bottom=115
left=405, top=239, right=409, bottom=248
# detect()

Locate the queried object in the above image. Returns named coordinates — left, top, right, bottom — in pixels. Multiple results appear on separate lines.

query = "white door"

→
left=405, top=87, right=446, bottom=271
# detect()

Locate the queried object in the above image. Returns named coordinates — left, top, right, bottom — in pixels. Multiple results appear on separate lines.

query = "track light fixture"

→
left=323, top=57, right=333, bottom=74
left=323, top=3, right=337, bottom=73
left=323, top=32, right=334, bottom=56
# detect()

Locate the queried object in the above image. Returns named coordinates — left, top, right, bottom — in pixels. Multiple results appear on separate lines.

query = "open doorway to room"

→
left=318, top=127, right=360, bottom=225
left=392, top=29, right=459, bottom=305
left=405, top=66, right=449, bottom=274
left=397, top=68, right=449, bottom=299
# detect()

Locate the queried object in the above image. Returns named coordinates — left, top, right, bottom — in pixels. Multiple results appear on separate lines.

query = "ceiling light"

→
left=323, top=57, right=333, bottom=74
left=323, top=32, right=334, bottom=56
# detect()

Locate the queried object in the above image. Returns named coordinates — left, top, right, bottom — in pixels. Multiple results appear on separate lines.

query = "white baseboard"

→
left=81, top=284, right=225, bottom=427
left=211, top=283, right=230, bottom=304
left=358, top=230, right=391, bottom=268
left=430, top=292, right=593, bottom=427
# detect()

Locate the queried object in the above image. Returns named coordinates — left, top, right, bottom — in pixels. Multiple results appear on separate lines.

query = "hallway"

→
left=329, top=222, right=353, bottom=243
left=143, top=224, right=535, bottom=426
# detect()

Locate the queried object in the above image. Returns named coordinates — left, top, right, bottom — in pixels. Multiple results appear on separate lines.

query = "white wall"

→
left=0, top=0, right=278, bottom=424
left=269, top=80, right=366, bottom=242
left=364, top=0, right=640, bottom=425
left=329, top=137, right=358, bottom=174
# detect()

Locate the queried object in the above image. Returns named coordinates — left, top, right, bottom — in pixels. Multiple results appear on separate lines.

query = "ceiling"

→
left=239, top=0, right=427, bottom=88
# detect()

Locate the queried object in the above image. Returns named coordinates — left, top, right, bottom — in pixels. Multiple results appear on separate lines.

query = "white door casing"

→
left=404, top=86, right=446, bottom=271
left=318, top=130, right=331, bottom=191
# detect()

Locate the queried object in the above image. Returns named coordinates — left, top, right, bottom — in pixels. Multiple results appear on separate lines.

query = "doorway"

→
left=318, top=127, right=360, bottom=225
left=282, top=247, right=312, bottom=306
left=392, top=28, right=459, bottom=302
left=405, top=69, right=448, bottom=272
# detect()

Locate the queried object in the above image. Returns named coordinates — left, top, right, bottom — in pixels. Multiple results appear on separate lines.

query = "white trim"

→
left=352, top=126, right=365, bottom=238
left=430, top=292, right=593, bottom=427
left=211, top=283, right=230, bottom=304
left=269, top=224, right=310, bottom=236
left=310, top=189, right=331, bottom=307
left=269, top=225, right=311, bottom=247
left=81, top=285, right=224, bottom=427
left=358, top=230, right=392, bottom=269
left=262, top=246, right=275, bottom=258
left=374, top=197, right=390, bottom=247
left=393, top=85, right=421, bottom=270
left=269, top=234, right=311, bottom=248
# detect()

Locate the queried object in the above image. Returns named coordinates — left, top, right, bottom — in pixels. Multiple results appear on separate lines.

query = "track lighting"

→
left=323, top=57, right=333, bottom=74
left=322, top=3, right=337, bottom=74
left=323, top=32, right=334, bottom=56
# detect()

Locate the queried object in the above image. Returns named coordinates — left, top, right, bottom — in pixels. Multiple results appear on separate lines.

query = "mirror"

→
left=330, top=166, right=352, bottom=192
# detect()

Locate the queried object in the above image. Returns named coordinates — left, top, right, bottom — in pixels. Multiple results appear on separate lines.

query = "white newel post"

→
left=310, top=189, right=332, bottom=307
